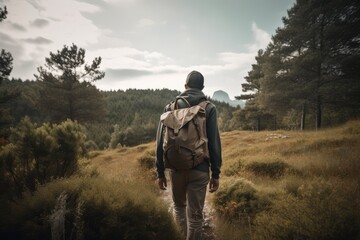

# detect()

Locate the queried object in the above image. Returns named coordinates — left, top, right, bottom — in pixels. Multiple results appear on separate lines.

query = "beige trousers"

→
left=169, top=169, right=210, bottom=240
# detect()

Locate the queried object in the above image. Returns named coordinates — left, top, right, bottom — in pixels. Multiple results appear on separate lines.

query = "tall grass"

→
left=2, top=121, right=359, bottom=239
left=0, top=143, right=181, bottom=240
left=0, top=175, right=181, bottom=240
left=213, top=120, right=360, bottom=240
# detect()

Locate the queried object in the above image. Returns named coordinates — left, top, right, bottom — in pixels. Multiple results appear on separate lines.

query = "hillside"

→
left=2, top=120, right=358, bottom=239
left=88, top=120, right=360, bottom=240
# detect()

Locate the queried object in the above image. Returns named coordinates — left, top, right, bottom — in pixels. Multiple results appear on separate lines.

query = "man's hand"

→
left=158, top=177, right=167, bottom=190
left=209, top=178, right=219, bottom=193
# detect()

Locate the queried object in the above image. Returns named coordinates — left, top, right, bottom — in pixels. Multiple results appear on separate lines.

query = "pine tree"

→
left=35, top=43, right=107, bottom=123
left=0, top=5, right=15, bottom=139
left=261, top=0, right=360, bottom=129
left=236, top=50, right=276, bottom=130
left=0, top=6, right=12, bottom=83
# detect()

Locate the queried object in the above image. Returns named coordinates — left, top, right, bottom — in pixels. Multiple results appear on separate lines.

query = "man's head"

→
left=185, top=70, right=204, bottom=90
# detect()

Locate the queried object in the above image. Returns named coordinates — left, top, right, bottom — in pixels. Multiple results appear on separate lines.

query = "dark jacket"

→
left=155, top=88, right=222, bottom=179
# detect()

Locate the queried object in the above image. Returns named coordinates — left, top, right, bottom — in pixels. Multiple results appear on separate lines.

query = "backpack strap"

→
left=198, top=100, right=210, bottom=112
left=174, top=96, right=191, bottom=110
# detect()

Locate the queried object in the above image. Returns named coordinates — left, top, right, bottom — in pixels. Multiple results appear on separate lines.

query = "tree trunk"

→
left=274, top=117, right=277, bottom=130
left=315, top=96, right=322, bottom=130
left=301, top=103, right=306, bottom=130
left=256, top=117, right=260, bottom=131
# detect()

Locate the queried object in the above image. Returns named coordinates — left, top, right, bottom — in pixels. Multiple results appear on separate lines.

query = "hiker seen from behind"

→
left=155, top=70, right=222, bottom=240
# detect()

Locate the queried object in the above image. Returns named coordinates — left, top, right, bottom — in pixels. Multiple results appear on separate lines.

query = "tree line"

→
left=0, top=78, right=237, bottom=148
left=237, top=0, right=360, bottom=130
left=1, top=0, right=360, bottom=143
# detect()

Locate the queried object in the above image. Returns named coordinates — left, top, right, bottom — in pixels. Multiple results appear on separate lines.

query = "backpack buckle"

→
left=174, top=128, right=179, bottom=135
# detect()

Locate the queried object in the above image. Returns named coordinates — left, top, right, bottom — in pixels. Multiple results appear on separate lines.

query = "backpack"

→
left=160, top=97, right=210, bottom=170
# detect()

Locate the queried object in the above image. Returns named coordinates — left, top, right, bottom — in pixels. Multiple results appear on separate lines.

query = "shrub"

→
left=85, top=140, right=98, bottom=151
left=0, top=118, right=86, bottom=195
left=137, top=150, right=155, bottom=170
left=213, top=216, right=249, bottom=240
left=212, top=178, right=272, bottom=223
left=222, top=160, right=244, bottom=177
left=0, top=176, right=182, bottom=240
left=254, top=179, right=360, bottom=240
left=246, top=160, right=289, bottom=179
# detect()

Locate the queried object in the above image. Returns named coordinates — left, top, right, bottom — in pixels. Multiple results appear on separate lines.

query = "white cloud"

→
left=218, top=52, right=256, bottom=69
left=87, top=47, right=174, bottom=70
left=101, top=0, right=135, bottom=4
left=2, top=0, right=274, bottom=98
left=247, top=22, right=272, bottom=52
left=91, top=22, right=272, bottom=97
left=1, top=0, right=103, bottom=79
left=136, top=18, right=156, bottom=28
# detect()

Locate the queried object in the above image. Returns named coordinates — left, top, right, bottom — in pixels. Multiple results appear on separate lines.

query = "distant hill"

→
left=212, top=90, right=244, bottom=107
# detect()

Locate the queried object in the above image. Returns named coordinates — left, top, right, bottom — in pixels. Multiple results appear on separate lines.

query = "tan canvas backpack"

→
left=160, top=97, right=209, bottom=170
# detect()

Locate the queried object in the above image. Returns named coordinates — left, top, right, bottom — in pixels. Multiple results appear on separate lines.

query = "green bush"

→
left=0, top=117, right=86, bottom=195
left=85, top=140, right=99, bottom=151
left=0, top=176, right=181, bottom=240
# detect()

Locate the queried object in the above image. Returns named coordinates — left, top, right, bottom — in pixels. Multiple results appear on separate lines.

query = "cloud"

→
left=1, top=0, right=274, bottom=99
left=87, top=47, right=174, bottom=70
left=218, top=52, right=256, bottom=68
left=247, top=22, right=271, bottom=52
left=7, top=21, right=27, bottom=31
left=136, top=18, right=156, bottom=28
left=0, top=32, right=15, bottom=45
left=23, top=36, right=53, bottom=44
left=106, top=68, right=153, bottom=79
left=26, top=0, right=46, bottom=11
left=31, top=18, right=49, bottom=28
left=101, top=0, right=135, bottom=5
left=213, top=22, right=271, bottom=74
left=0, top=32, right=24, bottom=57
left=0, top=0, right=105, bottom=82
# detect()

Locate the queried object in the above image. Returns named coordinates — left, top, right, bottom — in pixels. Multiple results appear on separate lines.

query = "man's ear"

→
left=185, top=84, right=189, bottom=89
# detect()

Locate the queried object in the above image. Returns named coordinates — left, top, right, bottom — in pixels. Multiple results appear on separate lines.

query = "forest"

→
left=237, top=0, right=360, bottom=131
left=0, top=0, right=360, bottom=239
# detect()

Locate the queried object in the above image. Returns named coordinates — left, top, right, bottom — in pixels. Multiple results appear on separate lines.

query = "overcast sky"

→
left=1, top=0, right=295, bottom=99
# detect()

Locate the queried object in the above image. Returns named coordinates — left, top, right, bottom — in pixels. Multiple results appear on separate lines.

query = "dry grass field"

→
left=86, top=120, right=360, bottom=240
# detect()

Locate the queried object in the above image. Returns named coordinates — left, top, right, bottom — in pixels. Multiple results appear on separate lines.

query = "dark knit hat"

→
left=186, top=70, right=204, bottom=90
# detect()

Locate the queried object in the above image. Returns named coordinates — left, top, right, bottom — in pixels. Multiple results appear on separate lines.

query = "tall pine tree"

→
left=236, top=50, right=276, bottom=130
left=261, top=0, right=360, bottom=129
left=35, top=43, right=107, bottom=123
left=0, top=5, right=15, bottom=139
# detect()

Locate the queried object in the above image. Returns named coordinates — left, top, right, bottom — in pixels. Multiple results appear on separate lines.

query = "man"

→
left=155, top=70, right=222, bottom=240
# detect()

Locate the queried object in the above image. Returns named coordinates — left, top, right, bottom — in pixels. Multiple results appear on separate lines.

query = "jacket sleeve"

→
left=206, top=103, right=222, bottom=179
left=155, top=105, right=170, bottom=178
left=155, top=120, right=165, bottom=178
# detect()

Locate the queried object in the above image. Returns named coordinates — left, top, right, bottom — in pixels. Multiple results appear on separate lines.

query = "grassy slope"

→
left=88, top=121, right=360, bottom=240
left=88, top=142, right=155, bottom=181
left=90, top=120, right=360, bottom=190
left=216, top=120, right=360, bottom=240
left=221, top=120, right=360, bottom=181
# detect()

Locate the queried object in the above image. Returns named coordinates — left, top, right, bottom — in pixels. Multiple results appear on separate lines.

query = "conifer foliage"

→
left=239, top=0, right=360, bottom=130
left=0, top=5, right=13, bottom=83
left=0, top=117, right=85, bottom=195
left=35, top=44, right=106, bottom=123
left=0, top=5, right=15, bottom=138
